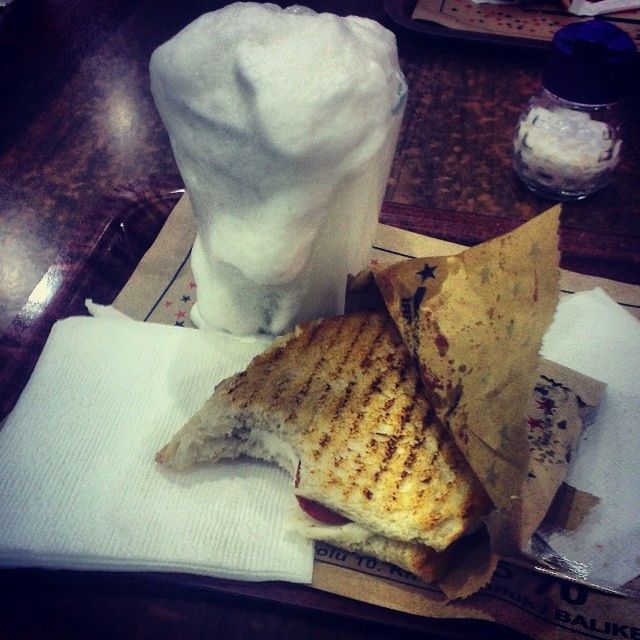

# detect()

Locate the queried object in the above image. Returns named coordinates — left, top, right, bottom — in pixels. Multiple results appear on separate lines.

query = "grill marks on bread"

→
left=216, top=311, right=490, bottom=549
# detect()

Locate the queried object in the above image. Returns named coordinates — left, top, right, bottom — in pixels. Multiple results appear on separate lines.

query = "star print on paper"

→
left=188, top=281, right=197, bottom=289
left=181, top=295, right=191, bottom=303
left=164, top=300, right=173, bottom=308
left=416, top=263, right=437, bottom=282
left=175, top=310, right=186, bottom=320
left=398, top=263, right=437, bottom=324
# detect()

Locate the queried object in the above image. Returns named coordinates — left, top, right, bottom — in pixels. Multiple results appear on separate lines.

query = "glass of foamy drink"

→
left=150, top=2, right=407, bottom=335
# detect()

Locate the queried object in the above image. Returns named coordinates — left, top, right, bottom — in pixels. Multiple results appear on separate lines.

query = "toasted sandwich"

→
left=156, top=310, right=492, bottom=582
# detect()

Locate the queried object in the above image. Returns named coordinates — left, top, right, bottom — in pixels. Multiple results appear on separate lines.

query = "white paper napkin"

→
left=540, top=288, right=640, bottom=588
left=0, top=316, right=313, bottom=583
left=567, top=0, right=640, bottom=16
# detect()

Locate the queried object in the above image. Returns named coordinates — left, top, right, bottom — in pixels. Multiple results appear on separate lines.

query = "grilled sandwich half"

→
left=156, top=310, right=492, bottom=581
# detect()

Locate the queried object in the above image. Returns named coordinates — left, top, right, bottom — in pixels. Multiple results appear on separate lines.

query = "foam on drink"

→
left=150, top=2, right=406, bottom=334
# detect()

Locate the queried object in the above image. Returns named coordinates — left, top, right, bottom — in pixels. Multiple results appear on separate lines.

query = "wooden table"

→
left=0, top=1, right=638, bottom=638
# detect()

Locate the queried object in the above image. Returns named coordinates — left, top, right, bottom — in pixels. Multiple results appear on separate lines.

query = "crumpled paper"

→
left=0, top=315, right=313, bottom=583
left=539, top=287, right=640, bottom=588
left=565, top=0, right=640, bottom=15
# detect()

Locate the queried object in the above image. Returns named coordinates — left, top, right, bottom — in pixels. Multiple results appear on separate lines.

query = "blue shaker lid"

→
left=542, top=20, right=638, bottom=104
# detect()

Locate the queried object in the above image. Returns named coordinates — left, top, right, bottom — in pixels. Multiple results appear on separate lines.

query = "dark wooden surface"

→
left=1, top=0, right=639, bottom=638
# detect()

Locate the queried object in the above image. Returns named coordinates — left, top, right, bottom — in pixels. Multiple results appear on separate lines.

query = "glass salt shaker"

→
left=513, top=20, right=637, bottom=201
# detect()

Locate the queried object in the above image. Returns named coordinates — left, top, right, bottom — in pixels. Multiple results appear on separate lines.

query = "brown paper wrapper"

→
left=375, top=207, right=561, bottom=567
